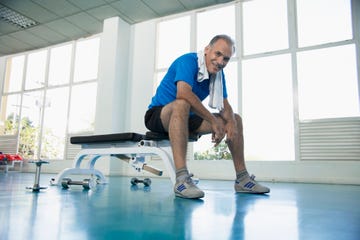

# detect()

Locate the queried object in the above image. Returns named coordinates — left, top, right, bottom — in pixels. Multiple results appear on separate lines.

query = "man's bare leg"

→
left=225, top=114, right=246, bottom=172
left=197, top=113, right=269, bottom=194
left=160, top=99, right=190, bottom=170
left=160, top=99, right=204, bottom=198
left=194, top=113, right=245, bottom=172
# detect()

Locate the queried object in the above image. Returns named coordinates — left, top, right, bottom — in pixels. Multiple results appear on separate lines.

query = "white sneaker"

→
left=174, top=174, right=205, bottom=199
left=235, top=174, right=270, bottom=194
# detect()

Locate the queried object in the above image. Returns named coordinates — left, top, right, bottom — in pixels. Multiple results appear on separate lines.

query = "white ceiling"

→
left=0, top=0, right=234, bottom=57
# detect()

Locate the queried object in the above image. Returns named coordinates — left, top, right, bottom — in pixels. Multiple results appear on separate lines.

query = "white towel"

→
left=197, top=51, right=224, bottom=111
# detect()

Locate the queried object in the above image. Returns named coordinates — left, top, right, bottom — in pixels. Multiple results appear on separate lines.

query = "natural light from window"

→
left=157, top=16, right=190, bottom=69
left=297, top=44, right=359, bottom=120
left=243, top=0, right=288, bottom=55
left=196, top=5, right=235, bottom=52
left=0, top=37, right=99, bottom=160
left=296, top=0, right=352, bottom=47
left=155, top=0, right=359, bottom=161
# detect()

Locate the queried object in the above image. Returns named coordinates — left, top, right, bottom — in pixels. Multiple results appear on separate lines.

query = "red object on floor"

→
left=0, top=153, right=23, bottom=161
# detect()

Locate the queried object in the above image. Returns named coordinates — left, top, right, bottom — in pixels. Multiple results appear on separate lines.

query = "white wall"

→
left=95, top=17, right=131, bottom=134
left=94, top=16, right=156, bottom=134
left=126, top=20, right=156, bottom=133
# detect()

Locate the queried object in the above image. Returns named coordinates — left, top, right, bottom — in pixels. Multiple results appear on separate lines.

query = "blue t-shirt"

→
left=148, top=52, right=228, bottom=109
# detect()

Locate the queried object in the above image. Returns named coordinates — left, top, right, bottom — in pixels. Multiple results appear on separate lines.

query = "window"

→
left=296, top=0, right=352, bottom=47
left=196, top=5, right=235, bottom=52
left=243, top=0, right=288, bottom=55
left=0, top=94, right=21, bottom=135
left=242, top=54, right=295, bottom=160
left=0, top=37, right=99, bottom=160
left=156, top=16, right=190, bottom=70
left=48, top=44, right=72, bottom=86
left=68, top=83, right=97, bottom=133
left=41, top=87, right=69, bottom=159
left=155, top=0, right=359, bottom=162
left=73, top=38, right=100, bottom=82
left=25, top=50, right=47, bottom=90
left=20, top=91, right=44, bottom=159
left=297, top=44, right=359, bottom=120
left=3, top=56, right=24, bottom=93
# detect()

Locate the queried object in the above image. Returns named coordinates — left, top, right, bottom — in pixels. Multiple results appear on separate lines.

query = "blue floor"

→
left=0, top=172, right=359, bottom=240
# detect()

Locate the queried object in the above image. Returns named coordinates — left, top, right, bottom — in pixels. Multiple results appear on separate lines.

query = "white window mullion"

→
left=37, top=48, right=50, bottom=159
left=351, top=0, right=360, bottom=110
left=288, top=0, right=301, bottom=161
left=64, top=41, right=77, bottom=160
left=236, top=1, right=243, bottom=115
left=190, top=12, right=196, bottom=52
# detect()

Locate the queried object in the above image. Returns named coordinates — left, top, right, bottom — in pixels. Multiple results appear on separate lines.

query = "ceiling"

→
left=0, top=0, right=234, bottom=57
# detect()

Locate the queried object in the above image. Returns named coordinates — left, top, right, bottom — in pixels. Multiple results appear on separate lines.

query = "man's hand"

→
left=211, top=117, right=225, bottom=147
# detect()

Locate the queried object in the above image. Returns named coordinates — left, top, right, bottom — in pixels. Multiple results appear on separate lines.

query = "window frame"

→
left=153, top=0, right=360, bottom=162
left=0, top=35, right=100, bottom=160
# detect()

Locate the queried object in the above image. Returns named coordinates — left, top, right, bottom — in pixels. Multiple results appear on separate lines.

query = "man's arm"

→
left=176, top=81, right=213, bottom=122
left=176, top=81, right=225, bottom=144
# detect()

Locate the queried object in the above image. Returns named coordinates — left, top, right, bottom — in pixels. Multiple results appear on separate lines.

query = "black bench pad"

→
left=145, top=131, right=200, bottom=142
left=70, top=131, right=200, bottom=145
left=70, top=132, right=145, bottom=144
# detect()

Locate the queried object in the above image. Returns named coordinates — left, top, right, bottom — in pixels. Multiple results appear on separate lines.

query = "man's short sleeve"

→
left=173, top=54, right=198, bottom=87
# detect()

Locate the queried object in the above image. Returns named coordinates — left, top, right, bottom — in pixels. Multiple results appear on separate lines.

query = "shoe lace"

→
left=250, top=174, right=256, bottom=180
left=185, top=173, right=195, bottom=185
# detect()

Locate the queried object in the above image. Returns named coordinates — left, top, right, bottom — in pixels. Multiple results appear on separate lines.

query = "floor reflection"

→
left=1, top=174, right=359, bottom=240
left=190, top=189, right=299, bottom=240
left=238, top=193, right=298, bottom=240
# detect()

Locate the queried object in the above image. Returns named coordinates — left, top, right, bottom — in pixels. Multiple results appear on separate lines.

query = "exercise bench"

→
left=50, top=132, right=200, bottom=187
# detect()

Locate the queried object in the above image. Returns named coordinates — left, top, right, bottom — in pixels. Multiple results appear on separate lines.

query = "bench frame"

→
left=51, top=132, right=199, bottom=186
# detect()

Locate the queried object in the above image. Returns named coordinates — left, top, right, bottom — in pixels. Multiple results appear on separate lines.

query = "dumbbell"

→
left=130, top=177, right=151, bottom=187
left=61, top=178, right=94, bottom=190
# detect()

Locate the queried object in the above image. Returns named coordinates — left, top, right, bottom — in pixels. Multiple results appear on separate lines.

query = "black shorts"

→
left=144, top=106, right=203, bottom=133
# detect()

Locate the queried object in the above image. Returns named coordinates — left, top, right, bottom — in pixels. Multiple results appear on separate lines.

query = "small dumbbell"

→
left=130, top=177, right=151, bottom=187
left=61, top=178, right=94, bottom=190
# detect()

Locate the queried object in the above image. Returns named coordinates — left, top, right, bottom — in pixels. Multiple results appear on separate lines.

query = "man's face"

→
left=204, top=39, right=232, bottom=74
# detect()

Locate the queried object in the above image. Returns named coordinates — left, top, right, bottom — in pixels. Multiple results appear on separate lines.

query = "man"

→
left=145, top=34, right=270, bottom=199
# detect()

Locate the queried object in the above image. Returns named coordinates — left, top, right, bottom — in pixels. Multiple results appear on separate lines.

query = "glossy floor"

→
left=0, top=173, right=359, bottom=240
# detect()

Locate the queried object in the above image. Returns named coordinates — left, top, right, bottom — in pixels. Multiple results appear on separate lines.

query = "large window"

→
left=155, top=16, right=190, bottom=90
left=297, top=45, right=359, bottom=120
left=196, top=5, right=236, bottom=52
left=242, top=0, right=288, bottom=55
left=296, top=0, right=352, bottom=48
left=0, top=37, right=99, bottom=160
left=242, top=54, right=294, bottom=160
left=155, top=0, right=359, bottom=161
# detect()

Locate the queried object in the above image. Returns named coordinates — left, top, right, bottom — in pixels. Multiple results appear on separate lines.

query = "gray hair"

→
left=209, top=34, right=235, bottom=54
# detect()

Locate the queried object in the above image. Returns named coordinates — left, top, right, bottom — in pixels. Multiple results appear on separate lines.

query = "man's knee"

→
left=234, top=113, right=243, bottom=128
left=173, top=99, right=191, bottom=113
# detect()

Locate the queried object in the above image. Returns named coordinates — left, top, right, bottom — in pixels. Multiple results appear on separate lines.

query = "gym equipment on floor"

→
left=26, top=160, right=49, bottom=192
left=131, top=177, right=151, bottom=186
left=50, top=132, right=200, bottom=188
left=61, top=177, right=96, bottom=189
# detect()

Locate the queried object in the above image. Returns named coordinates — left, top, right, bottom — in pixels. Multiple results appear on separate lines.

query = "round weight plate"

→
left=143, top=178, right=151, bottom=186
left=130, top=177, right=138, bottom=185
left=82, top=179, right=90, bottom=189
left=61, top=178, right=71, bottom=189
